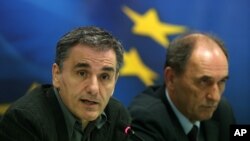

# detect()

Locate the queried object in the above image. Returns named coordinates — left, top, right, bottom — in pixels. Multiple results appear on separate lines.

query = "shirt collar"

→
left=95, top=112, right=107, bottom=129
left=54, top=88, right=76, bottom=138
left=165, top=88, right=200, bottom=134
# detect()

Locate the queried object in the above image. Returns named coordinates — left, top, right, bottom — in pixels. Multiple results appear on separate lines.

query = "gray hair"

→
left=55, top=26, right=124, bottom=72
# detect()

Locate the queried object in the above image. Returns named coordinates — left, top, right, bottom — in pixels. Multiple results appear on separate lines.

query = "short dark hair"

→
left=164, top=32, right=228, bottom=75
left=55, top=26, right=124, bottom=72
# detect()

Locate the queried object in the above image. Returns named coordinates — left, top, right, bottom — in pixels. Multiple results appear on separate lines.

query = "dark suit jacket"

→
left=128, top=85, right=235, bottom=141
left=0, top=84, right=131, bottom=141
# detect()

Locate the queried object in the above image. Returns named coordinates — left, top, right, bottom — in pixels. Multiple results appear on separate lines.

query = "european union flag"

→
left=0, top=0, right=250, bottom=124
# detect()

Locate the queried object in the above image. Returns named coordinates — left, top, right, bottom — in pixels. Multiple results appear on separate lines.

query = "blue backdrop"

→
left=0, top=0, right=249, bottom=124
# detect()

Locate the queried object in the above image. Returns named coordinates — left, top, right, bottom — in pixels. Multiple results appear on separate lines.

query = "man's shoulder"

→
left=6, top=84, right=55, bottom=117
left=104, top=97, right=131, bottom=132
left=128, top=85, right=170, bottom=124
left=106, top=97, right=130, bottom=117
left=12, top=84, right=52, bottom=103
left=0, top=85, right=64, bottom=141
left=129, top=85, right=165, bottom=110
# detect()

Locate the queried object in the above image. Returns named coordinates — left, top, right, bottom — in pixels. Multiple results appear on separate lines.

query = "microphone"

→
left=124, top=125, right=144, bottom=141
left=118, top=119, right=144, bottom=141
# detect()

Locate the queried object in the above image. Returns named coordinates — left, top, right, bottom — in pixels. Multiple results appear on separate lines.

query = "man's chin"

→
left=199, top=112, right=214, bottom=121
left=81, top=112, right=99, bottom=121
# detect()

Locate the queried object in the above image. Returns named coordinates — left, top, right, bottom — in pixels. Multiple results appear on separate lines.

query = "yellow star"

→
left=0, top=103, right=10, bottom=115
left=120, top=48, right=158, bottom=85
left=27, top=82, right=40, bottom=93
left=123, top=6, right=186, bottom=48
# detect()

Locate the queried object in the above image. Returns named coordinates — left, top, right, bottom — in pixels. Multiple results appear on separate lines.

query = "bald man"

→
left=128, top=33, right=235, bottom=141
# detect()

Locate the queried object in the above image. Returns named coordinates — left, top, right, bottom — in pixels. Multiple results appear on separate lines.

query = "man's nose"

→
left=86, top=76, right=99, bottom=95
left=207, top=84, right=221, bottom=102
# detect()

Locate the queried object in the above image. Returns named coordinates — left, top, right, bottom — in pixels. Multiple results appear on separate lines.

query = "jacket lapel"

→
left=156, top=85, right=220, bottom=141
left=155, top=85, right=189, bottom=141
left=46, top=87, right=69, bottom=141
left=202, top=120, right=219, bottom=141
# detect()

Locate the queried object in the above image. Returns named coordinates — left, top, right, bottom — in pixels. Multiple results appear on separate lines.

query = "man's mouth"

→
left=80, top=99, right=98, bottom=105
left=202, top=105, right=217, bottom=110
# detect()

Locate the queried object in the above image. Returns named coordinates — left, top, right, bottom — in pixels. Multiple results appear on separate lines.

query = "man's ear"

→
left=52, top=63, right=61, bottom=88
left=115, top=72, right=119, bottom=83
left=111, top=72, right=119, bottom=96
left=164, top=67, right=175, bottom=90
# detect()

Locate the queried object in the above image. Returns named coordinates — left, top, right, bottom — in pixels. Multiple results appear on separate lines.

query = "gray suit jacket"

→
left=129, top=85, right=235, bottom=141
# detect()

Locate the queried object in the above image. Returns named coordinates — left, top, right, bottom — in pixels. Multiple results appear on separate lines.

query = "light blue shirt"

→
left=165, top=89, right=200, bottom=135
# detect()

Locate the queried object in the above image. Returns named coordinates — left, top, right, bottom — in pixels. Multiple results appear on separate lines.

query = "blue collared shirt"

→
left=165, top=89, right=200, bottom=135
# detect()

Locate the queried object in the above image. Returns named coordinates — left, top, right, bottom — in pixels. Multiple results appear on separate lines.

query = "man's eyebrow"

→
left=102, top=66, right=115, bottom=72
left=200, top=75, right=229, bottom=81
left=74, top=63, right=115, bottom=72
left=74, top=63, right=90, bottom=69
left=222, top=76, right=229, bottom=80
